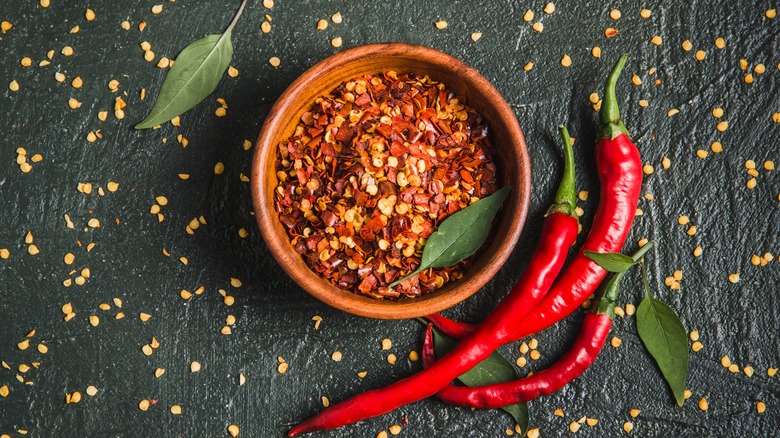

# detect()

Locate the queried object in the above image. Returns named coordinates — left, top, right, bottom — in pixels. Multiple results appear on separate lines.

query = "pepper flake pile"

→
left=274, top=72, right=498, bottom=298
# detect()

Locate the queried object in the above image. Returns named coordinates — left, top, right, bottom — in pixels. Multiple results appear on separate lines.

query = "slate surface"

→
left=1, top=1, right=779, bottom=437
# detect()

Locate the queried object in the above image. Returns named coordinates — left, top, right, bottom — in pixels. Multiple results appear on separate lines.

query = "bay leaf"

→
left=135, top=0, right=246, bottom=129
left=433, top=326, right=530, bottom=433
left=636, top=263, right=689, bottom=406
left=390, top=186, right=510, bottom=288
left=584, top=250, right=638, bottom=273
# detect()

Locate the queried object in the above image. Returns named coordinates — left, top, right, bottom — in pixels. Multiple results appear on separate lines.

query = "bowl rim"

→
left=251, top=42, right=531, bottom=319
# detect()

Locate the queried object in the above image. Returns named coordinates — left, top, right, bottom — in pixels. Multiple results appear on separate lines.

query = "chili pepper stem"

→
left=547, top=125, right=577, bottom=217
left=594, top=241, right=654, bottom=316
left=599, top=54, right=629, bottom=140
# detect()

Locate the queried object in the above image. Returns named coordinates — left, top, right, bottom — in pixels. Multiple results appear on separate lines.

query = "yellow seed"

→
left=643, top=163, right=654, bottom=175
left=62, top=46, right=74, bottom=56
left=532, top=22, right=544, bottom=33
left=744, top=366, right=754, bottom=377
left=711, top=141, right=723, bottom=153
left=157, top=57, right=170, bottom=68
left=523, top=62, right=534, bottom=71
left=331, top=12, right=343, bottom=24
left=527, top=428, right=540, bottom=438
left=121, top=20, right=130, bottom=30
left=678, top=215, right=690, bottom=225
left=331, top=351, right=342, bottom=361
left=68, top=98, right=82, bottom=109
left=408, top=350, right=419, bottom=362
left=744, top=73, right=754, bottom=84
left=529, top=350, right=541, bottom=360
left=721, top=355, right=732, bottom=367
left=544, top=3, right=556, bottom=14
left=692, top=341, right=703, bottom=352
left=69, top=391, right=82, bottom=404
left=215, top=106, right=227, bottom=117
left=681, top=40, right=692, bottom=51
left=746, top=178, right=756, bottom=189
left=470, top=32, right=482, bottom=42
left=667, top=108, right=679, bottom=117
left=768, top=368, right=778, bottom=377
left=434, top=20, right=447, bottom=30
left=714, top=37, right=725, bottom=49
left=698, top=397, right=708, bottom=411
left=569, top=422, right=581, bottom=433
left=640, top=9, right=652, bottom=18
left=516, top=356, right=527, bottom=367
left=631, top=74, right=642, bottom=86
left=591, top=46, right=601, bottom=58
left=85, top=8, right=95, bottom=21
left=623, top=421, right=633, bottom=433
left=561, top=54, right=572, bottom=67
left=377, top=431, right=388, bottom=438
left=170, top=404, right=182, bottom=415
left=138, top=399, right=151, bottom=411
left=767, top=9, right=777, bottom=19
left=0, top=385, right=8, bottom=397
left=227, top=424, right=240, bottom=437
left=269, top=56, right=281, bottom=67
left=155, top=368, right=165, bottom=378
left=717, top=121, right=728, bottom=132
left=1, top=21, right=13, bottom=32
left=388, top=424, right=402, bottom=435
left=610, top=9, right=621, bottom=20
left=689, top=330, right=699, bottom=341
left=228, top=66, right=239, bottom=78
left=151, top=5, right=163, bottom=14
left=190, top=361, right=201, bottom=373
left=381, top=338, right=392, bottom=350
left=214, top=162, right=225, bottom=175
left=86, top=385, right=98, bottom=396
left=625, top=303, right=636, bottom=315
left=316, top=19, right=328, bottom=30
left=528, top=338, right=539, bottom=349
left=263, top=0, right=274, bottom=8
left=650, top=36, right=662, bottom=46
left=757, top=401, right=766, bottom=414
left=611, top=337, right=622, bottom=348
left=386, top=353, right=397, bottom=365
left=764, top=160, right=775, bottom=170
left=695, top=50, right=706, bottom=61
left=28, top=245, right=40, bottom=255
left=89, top=315, right=100, bottom=327
left=629, top=408, right=641, bottom=418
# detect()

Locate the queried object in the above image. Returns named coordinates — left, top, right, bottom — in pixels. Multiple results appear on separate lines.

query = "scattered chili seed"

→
left=698, top=397, right=709, bottom=411
left=605, top=28, right=619, bottom=38
left=228, top=424, right=240, bottom=437
left=532, top=22, right=544, bottom=33
left=623, top=421, right=633, bottom=433
left=470, top=32, right=482, bottom=42
left=190, top=361, right=202, bottom=373
left=695, top=50, right=706, bottom=61
left=561, top=54, right=572, bottom=67
left=331, top=351, right=342, bottom=361
left=640, top=9, right=651, bottom=18
left=331, top=37, right=343, bottom=48
left=591, top=46, right=601, bottom=58
left=434, top=20, right=447, bottom=30
left=650, top=36, right=662, bottom=46
left=757, top=401, right=766, bottom=414
left=269, top=56, right=281, bottom=67
left=609, top=9, right=621, bottom=20
left=170, top=405, right=182, bottom=415
left=387, top=354, right=397, bottom=365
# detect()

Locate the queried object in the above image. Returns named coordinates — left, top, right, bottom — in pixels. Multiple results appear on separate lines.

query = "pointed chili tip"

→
left=599, top=54, right=630, bottom=139
left=552, top=125, right=576, bottom=214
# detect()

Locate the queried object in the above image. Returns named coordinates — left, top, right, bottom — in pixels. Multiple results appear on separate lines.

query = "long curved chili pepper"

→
left=422, top=243, right=653, bottom=408
left=288, top=54, right=640, bottom=436
left=288, top=126, right=580, bottom=436
left=424, top=125, right=578, bottom=341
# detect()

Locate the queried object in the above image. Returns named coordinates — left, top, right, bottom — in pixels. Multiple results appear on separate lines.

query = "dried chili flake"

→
left=274, top=72, right=498, bottom=299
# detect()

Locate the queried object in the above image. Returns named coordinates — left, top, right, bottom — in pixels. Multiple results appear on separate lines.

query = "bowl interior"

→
left=252, top=43, right=530, bottom=319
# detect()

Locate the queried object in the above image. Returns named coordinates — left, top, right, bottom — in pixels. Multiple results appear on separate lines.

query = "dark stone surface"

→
left=1, top=0, right=778, bottom=437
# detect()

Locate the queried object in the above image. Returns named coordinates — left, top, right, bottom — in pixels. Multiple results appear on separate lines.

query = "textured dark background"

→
left=1, top=0, right=778, bottom=437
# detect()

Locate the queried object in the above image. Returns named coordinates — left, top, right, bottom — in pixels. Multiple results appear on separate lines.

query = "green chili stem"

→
left=594, top=241, right=654, bottom=316
left=547, top=125, right=577, bottom=217
left=599, top=54, right=629, bottom=139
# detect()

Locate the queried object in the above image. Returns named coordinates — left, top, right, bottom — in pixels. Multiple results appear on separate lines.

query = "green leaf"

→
left=390, top=186, right=510, bottom=288
left=135, top=0, right=247, bottom=129
left=584, top=250, right=638, bottom=273
left=432, top=326, right=530, bottom=433
left=636, top=264, right=689, bottom=406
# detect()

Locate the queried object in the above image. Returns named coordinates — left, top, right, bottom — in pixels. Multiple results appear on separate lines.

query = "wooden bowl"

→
left=251, top=43, right=531, bottom=319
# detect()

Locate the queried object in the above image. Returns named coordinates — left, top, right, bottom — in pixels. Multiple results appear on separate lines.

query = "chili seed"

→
left=592, top=46, right=601, bottom=58
left=228, top=424, right=240, bottom=437
left=611, top=337, right=622, bottom=348
left=170, top=405, right=182, bottom=415
left=434, top=20, right=447, bottom=30
left=698, top=398, right=709, bottom=411
left=561, top=54, right=572, bottom=67
left=331, top=351, right=342, bottom=361
left=387, top=354, right=397, bottom=365
left=682, top=40, right=692, bottom=51
left=610, top=9, right=621, bottom=20
left=623, top=421, right=633, bottom=433
left=532, top=22, right=544, bottom=33
left=331, top=37, right=343, bottom=48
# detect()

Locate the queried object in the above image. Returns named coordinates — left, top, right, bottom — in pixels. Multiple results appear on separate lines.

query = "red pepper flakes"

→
left=274, top=72, right=498, bottom=299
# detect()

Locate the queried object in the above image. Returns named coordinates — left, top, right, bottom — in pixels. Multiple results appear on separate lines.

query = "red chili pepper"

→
left=288, top=124, right=580, bottom=437
left=422, top=243, right=653, bottom=408
left=288, top=54, right=640, bottom=435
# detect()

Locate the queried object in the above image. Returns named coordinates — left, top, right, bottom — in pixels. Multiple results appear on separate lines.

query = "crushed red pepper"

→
left=274, top=71, right=498, bottom=299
